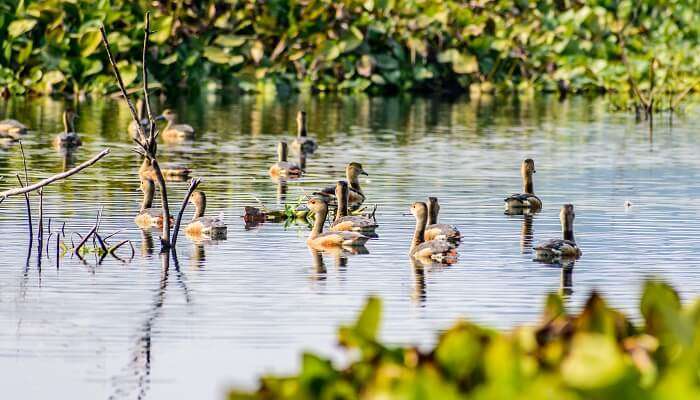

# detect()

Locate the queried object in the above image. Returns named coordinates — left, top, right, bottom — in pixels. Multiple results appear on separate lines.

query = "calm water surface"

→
left=1, top=95, right=699, bottom=399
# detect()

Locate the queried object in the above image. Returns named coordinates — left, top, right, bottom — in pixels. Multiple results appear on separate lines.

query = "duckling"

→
left=505, top=159, right=542, bottom=212
left=0, top=118, right=28, bottom=139
left=533, top=204, right=582, bottom=260
left=315, top=162, right=368, bottom=209
left=409, top=201, right=458, bottom=264
left=269, top=141, right=302, bottom=177
left=425, top=197, right=461, bottom=242
left=53, top=110, right=82, bottom=149
left=184, top=191, right=227, bottom=239
left=306, top=197, right=369, bottom=249
left=134, top=178, right=174, bottom=229
left=330, top=181, right=378, bottom=233
left=290, top=111, right=317, bottom=153
left=161, top=109, right=194, bottom=141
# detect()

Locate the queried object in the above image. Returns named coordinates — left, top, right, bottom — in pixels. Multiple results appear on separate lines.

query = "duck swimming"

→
left=290, top=111, right=317, bottom=153
left=269, top=141, right=302, bottom=178
left=533, top=204, right=581, bottom=260
left=409, top=201, right=458, bottom=264
left=306, top=197, right=369, bottom=249
left=134, top=178, right=173, bottom=229
left=161, top=109, right=194, bottom=141
left=425, top=197, right=461, bottom=242
left=505, top=159, right=542, bottom=212
left=184, top=191, right=227, bottom=239
left=0, top=118, right=28, bottom=139
left=315, top=162, right=368, bottom=209
left=330, top=181, right=378, bottom=234
left=53, top=110, right=82, bottom=149
left=139, top=158, right=192, bottom=182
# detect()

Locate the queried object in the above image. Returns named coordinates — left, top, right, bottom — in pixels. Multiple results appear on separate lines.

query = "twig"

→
left=75, top=226, right=97, bottom=256
left=0, top=149, right=110, bottom=200
left=15, top=174, right=33, bottom=240
left=56, top=232, right=60, bottom=269
left=38, top=188, right=44, bottom=260
left=171, top=178, right=201, bottom=247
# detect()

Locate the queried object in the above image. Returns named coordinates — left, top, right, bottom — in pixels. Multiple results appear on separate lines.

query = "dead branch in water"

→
left=171, top=178, right=201, bottom=247
left=0, top=149, right=110, bottom=200
left=100, top=12, right=172, bottom=249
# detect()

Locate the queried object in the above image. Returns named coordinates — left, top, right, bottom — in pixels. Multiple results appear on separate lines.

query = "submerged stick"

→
left=37, top=189, right=44, bottom=261
left=0, top=149, right=110, bottom=200
left=15, top=174, right=33, bottom=240
left=171, top=178, right=201, bottom=247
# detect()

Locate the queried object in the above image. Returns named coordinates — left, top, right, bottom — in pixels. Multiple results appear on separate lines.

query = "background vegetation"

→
left=0, top=0, right=698, bottom=105
left=230, top=281, right=700, bottom=399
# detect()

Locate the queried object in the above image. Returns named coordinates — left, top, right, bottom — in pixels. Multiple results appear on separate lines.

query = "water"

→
left=1, top=95, right=699, bottom=399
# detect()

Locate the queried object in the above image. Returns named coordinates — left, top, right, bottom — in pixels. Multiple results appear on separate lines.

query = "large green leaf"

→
left=8, top=19, right=37, bottom=38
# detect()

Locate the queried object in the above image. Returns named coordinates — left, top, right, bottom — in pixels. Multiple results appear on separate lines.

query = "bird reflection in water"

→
left=139, top=229, right=155, bottom=256
left=559, top=259, right=575, bottom=298
left=109, top=251, right=190, bottom=400
left=276, top=179, right=288, bottom=204
left=309, top=245, right=369, bottom=282
left=410, top=258, right=426, bottom=306
left=190, top=243, right=206, bottom=270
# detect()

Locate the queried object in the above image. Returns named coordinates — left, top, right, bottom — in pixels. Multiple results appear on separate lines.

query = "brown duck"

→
left=134, top=178, right=174, bottom=229
left=409, top=201, right=458, bottom=264
left=306, top=197, right=369, bottom=249
left=534, top=204, right=582, bottom=260
left=425, top=197, right=461, bottom=242
left=330, top=181, right=378, bottom=233
left=290, top=111, right=317, bottom=153
left=505, top=158, right=542, bottom=212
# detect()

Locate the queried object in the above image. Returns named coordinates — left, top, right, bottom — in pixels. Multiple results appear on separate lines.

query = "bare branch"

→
left=171, top=178, right=201, bottom=247
left=0, top=149, right=110, bottom=200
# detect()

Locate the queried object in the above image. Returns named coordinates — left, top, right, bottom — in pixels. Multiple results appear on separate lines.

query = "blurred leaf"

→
left=8, top=19, right=37, bottom=38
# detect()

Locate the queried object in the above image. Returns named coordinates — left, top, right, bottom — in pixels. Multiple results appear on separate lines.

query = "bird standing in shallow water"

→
left=290, top=111, right=317, bottom=153
left=533, top=204, right=582, bottom=261
left=53, top=110, right=82, bottom=150
left=505, top=158, right=542, bottom=213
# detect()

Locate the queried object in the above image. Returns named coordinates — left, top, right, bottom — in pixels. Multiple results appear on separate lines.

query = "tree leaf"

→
left=8, top=19, right=37, bottom=38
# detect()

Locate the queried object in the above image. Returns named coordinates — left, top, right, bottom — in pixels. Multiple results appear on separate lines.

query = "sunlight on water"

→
left=1, top=95, right=699, bottom=399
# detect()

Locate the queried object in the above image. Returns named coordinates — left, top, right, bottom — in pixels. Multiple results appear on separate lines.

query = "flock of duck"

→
left=0, top=107, right=581, bottom=264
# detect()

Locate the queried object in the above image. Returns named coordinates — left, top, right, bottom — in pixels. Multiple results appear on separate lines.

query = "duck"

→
left=409, top=201, right=458, bottom=264
left=184, top=191, right=227, bottom=239
left=504, top=158, right=542, bottom=212
left=425, top=197, right=461, bottom=242
left=315, top=162, right=368, bottom=209
left=134, top=178, right=174, bottom=229
left=330, top=181, right=378, bottom=233
left=139, top=158, right=192, bottom=182
left=290, top=110, right=317, bottom=153
left=306, top=197, right=369, bottom=249
left=128, top=98, right=149, bottom=137
left=0, top=118, right=28, bottom=139
left=53, top=110, right=82, bottom=149
left=533, top=204, right=582, bottom=260
left=269, top=141, right=302, bottom=178
left=161, top=109, right=194, bottom=141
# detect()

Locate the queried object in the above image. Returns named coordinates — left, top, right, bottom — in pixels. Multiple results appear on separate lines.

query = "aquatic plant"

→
left=0, top=0, right=698, bottom=105
left=229, top=280, right=700, bottom=399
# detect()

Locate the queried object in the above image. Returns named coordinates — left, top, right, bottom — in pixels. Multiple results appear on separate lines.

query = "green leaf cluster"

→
left=0, top=0, right=699, bottom=98
left=230, top=281, right=700, bottom=399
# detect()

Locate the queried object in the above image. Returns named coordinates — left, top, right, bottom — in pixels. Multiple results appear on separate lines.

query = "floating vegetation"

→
left=230, top=280, right=700, bottom=399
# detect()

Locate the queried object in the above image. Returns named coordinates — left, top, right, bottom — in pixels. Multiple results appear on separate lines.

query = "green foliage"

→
left=229, top=281, right=700, bottom=399
left=1, top=0, right=699, bottom=99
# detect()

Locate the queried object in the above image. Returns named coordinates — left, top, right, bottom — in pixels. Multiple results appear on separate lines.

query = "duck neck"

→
left=141, top=182, right=154, bottom=211
left=63, top=113, right=71, bottom=134
left=562, top=218, right=575, bottom=242
left=193, top=194, right=206, bottom=219
left=278, top=144, right=288, bottom=162
left=411, top=214, right=427, bottom=250
left=427, top=204, right=438, bottom=225
left=523, top=173, right=534, bottom=194
left=335, top=188, right=349, bottom=222
left=297, top=117, right=307, bottom=138
left=348, top=171, right=361, bottom=193
left=310, top=207, right=328, bottom=239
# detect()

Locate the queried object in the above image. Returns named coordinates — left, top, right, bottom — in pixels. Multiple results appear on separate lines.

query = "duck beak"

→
left=155, top=114, right=166, bottom=121
left=360, top=170, right=368, bottom=176
left=402, top=212, right=412, bottom=216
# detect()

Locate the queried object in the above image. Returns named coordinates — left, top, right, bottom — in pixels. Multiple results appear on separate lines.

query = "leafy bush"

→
left=229, top=281, right=700, bottom=399
left=1, top=0, right=699, bottom=100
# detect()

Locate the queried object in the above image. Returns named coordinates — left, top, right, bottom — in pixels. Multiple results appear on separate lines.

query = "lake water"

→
left=1, top=95, right=699, bottom=399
